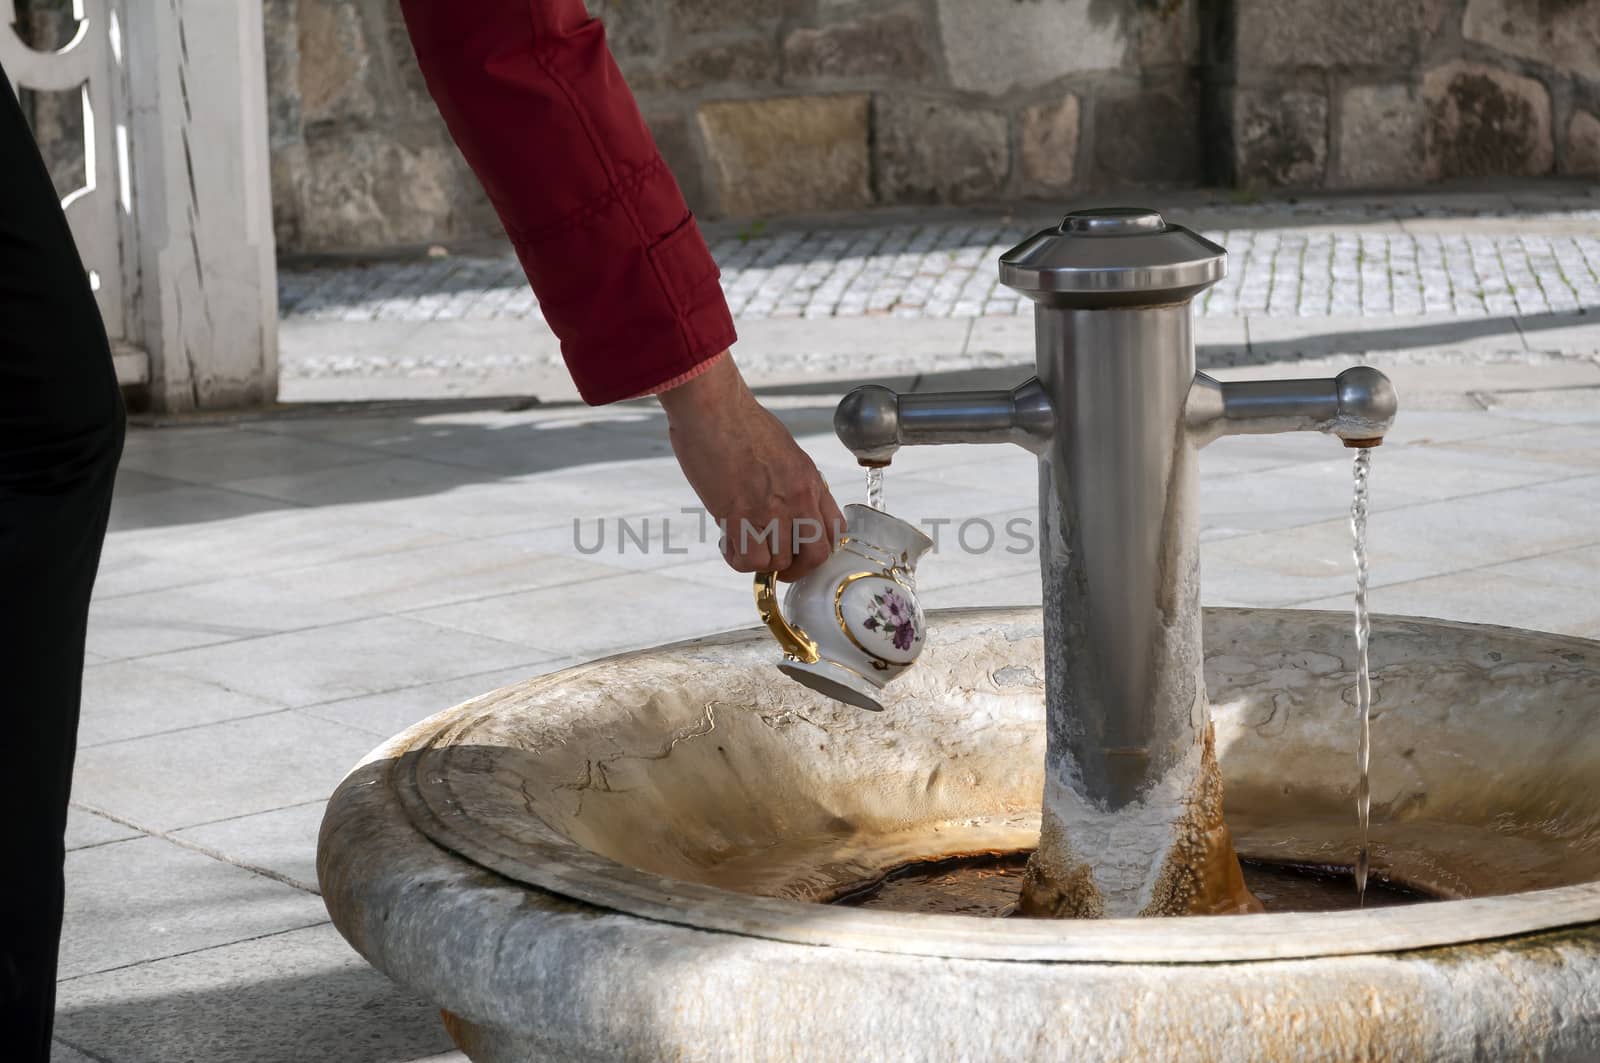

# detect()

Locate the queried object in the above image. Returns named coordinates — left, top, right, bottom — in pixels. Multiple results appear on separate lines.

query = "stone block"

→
left=270, top=142, right=307, bottom=250
left=383, top=6, right=453, bottom=120
left=783, top=7, right=931, bottom=81
left=295, top=0, right=376, bottom=125
left=296, top=126, right=501, bottom=250
left=1135, top=0, right=1200, bottom=67
left=1020, top=95, right=1081, bottom=192
left=697, top=95, right=871, bottom=216
left=668, top=0, right=783, bottom=35
left=665, top=37, right=780, bottom=91
left=1336, top=84, right=1426, bottom=187
left=591, top=0, right=661, bottom=62
left=1091, top=87, right=1202, bottom=188
left=646, top=113, right=710, bottom=215
left=1422, top=62, right=1554, bottom=180
left=1236, top=0, right=1441, bottom=69
left=1565, top=110, right=1600, bottom=176
left=262, top=0, right=302, bottom=143
left=1233, top=89, right=1328, bottom=187
left=873, top=97, right=1010, bottom=203
left=1463, top=0, right=1600, bottom=82
left=934, top=0, right=1128, bottom=95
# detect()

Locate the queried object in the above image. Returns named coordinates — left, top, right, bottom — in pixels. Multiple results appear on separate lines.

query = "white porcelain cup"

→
left=755, top=503, right=934, bottom=711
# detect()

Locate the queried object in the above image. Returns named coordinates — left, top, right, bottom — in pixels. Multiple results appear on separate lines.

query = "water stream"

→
left=1351, top=448, right=1374, bottom=906
left=865, top=466, right=885, bottom=511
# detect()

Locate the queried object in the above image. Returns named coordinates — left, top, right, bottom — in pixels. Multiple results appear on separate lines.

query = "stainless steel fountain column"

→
left=834, top=208, right=1397, bottom=917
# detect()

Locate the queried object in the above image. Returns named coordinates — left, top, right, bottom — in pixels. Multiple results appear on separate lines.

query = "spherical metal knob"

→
left=1334, top=366, right=1398, bottom=446
left=834, top=385, right=901, bottom=466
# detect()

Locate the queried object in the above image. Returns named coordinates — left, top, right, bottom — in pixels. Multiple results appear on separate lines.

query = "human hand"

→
left=658, top=355, right=846, bottom=581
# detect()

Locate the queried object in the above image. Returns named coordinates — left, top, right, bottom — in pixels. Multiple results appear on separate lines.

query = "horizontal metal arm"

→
left=1186, top=366, right=1397, bottom=448
left=834, top=378, right=1054, bottom=466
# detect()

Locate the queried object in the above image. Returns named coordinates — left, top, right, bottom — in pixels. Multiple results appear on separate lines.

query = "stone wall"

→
left=260, top=0, right=1600, bottom=251
left=1227, top=0, right=1600, bottom=187
left=262, top=0, right=505, bottom=252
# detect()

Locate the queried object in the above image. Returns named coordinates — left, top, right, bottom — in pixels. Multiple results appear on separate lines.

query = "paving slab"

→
left=109, top=467, right=189, bottom=497
left=299, top=661, right=581, bottom=739
left=53, top=923, right=456, bottom=1063
left=136, top=614, right=546, bottom=709
left=1476, top=385, right=1600, bottom=425
left=1244, top=314, right=1530, bottom=358
left=78, top=660, right=285, bottom=747
left=85, top=572, right=374, bottom=661
left=51, top=1041, right=99, bottom=1063
left=1445, top=421, right=1600, bottom=468
left=1516, top=312, right=1600, bottom=356
left=1199, top=442, right=1594, bottom=543
left=117, top=429, right=380, bottom=485
left=1201, top=474, right=1600, bottom=606
left=221, top=455, right=498, bottom=511
left=58, top=836, right=326, bottom=979
left=1296, top=544, right=1600, bottom=640
left=409, top=570, right=754, bottom=659
left=927, top=572, right=1046, bottom=609
left=100, top=507, right=455, bottom=584
left=172, top=802, right=329, bottom=893
left=291, top=469, right=695, bottom=540
left=64, top=806, right=141, bottom=851
left=90, top=546, right=231, bottom=600
left=107, top=482, right=287, bottom=535
left=71, top=711, right=384, bottom=831
left=257, top=539, right=624, bottom=614
left=493, top=515, right=724, bottom=574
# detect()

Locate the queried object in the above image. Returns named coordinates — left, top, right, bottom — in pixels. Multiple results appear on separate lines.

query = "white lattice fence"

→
left=1, top=0, right=137, bottom=364
left=3, top=0, right=276, bottom=409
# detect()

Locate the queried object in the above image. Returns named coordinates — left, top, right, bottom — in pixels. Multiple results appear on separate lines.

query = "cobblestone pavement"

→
left=280, top=202, right=1600, bottom=326
left=275, top=189, right=1600, bottom=401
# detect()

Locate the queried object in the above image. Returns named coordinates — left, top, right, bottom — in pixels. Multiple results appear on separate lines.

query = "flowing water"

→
left=865, top=466, right=885, bottom=510
left=830, top=852, right=1428, bottom=916
left=1351, top=448, right=1374, bottom=906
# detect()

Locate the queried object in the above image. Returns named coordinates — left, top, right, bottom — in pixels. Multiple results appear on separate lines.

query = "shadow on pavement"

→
left=54, top=960, right=455, bottom=1063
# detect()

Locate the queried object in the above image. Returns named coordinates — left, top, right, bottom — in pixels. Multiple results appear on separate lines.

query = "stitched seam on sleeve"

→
left=499, top=156, right=668, bottom=247
left=524, top=6, right=693, bottom=352
left=522, top=9, right=629, bottom=199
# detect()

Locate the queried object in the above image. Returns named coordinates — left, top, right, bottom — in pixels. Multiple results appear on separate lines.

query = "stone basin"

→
left=318, top=608, right=1600, bottom=1061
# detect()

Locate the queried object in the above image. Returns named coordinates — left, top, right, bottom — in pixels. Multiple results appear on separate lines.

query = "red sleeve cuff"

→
left=512, top=195, right=737, bottom=406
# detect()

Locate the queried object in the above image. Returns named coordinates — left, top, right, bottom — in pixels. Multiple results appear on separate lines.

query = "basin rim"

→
left=327, top=608, right=1600, bottom=966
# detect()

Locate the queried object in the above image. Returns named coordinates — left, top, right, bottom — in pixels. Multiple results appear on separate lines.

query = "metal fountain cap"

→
left=999, top=207, right=1226, bottom=307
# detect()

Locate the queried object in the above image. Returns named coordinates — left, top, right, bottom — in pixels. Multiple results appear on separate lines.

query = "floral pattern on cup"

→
left=861, top=585, right=922, bottom=653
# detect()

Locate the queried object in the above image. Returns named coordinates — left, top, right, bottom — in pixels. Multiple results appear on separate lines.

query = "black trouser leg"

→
left=0, top=63, right=126, bottom=1060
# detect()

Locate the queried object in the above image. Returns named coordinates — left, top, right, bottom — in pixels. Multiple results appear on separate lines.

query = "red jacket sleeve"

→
left=398, top=0, right=736, bottom=405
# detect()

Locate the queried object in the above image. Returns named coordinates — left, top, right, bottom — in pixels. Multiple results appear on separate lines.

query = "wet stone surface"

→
left=832, top=852, right=1430, bottom=917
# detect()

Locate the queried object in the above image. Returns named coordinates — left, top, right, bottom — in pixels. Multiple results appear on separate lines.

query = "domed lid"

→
left=998, top=207, right=1226, bottom=307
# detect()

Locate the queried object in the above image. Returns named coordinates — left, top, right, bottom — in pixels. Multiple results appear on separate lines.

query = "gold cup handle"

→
left=754, top=572, right=820, bottom=664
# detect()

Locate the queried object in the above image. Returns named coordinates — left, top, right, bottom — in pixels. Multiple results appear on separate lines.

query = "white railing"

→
left=1, top=1, right=276, bottom=409
left=1, top=0, right=136, bottom=363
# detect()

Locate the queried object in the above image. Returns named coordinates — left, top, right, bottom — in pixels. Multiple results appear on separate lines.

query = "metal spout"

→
left=834, top=378, right=1055, bottom=466
left=1186, top=365, right=1397, bottom=448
